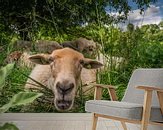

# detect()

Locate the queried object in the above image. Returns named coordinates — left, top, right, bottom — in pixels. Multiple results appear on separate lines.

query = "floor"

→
left=0, top=113, right=140, bottom=130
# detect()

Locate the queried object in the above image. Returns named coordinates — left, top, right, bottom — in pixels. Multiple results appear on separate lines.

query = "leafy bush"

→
left=0, top=63, right=43, bottom=129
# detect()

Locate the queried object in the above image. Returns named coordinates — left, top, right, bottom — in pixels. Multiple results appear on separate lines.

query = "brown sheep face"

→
left=29, top=48, right=103, bottom=111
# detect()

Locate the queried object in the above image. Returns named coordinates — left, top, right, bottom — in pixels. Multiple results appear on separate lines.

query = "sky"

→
left=127, top=0, right=163, bottom=26
left=106, top=0, right=163, bottom=28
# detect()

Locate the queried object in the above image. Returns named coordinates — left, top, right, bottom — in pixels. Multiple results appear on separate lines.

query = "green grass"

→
left=0, top=65, right=31, bottom=112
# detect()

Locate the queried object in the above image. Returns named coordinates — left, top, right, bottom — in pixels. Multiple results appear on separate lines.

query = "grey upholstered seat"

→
left=85, top=100, right=163, bottom=122
left=85, top=69, right=163, bottom=122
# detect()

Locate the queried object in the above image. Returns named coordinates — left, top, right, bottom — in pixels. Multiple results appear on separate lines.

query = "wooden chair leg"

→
left=92, top=113, right=98, bottom=130
left=141, top=90, right=152, bottom=130
left=157, top=91, right=163, bottom=114
left=141, top=122, right=149, bottom=129
left=121, top=121, right=127, bottom=130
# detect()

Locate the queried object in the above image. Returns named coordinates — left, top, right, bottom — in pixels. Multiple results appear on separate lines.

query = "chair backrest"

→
left=122, top=68, right=163, bottom=107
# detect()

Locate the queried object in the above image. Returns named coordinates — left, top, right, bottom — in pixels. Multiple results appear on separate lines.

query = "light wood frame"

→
left=90, top=83, right=163, bottom=130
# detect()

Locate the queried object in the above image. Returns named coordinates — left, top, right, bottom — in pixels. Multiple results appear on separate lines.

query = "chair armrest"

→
left=137, top=86, right=163, bottom=116
left=90, top=83, right=117, bottom=101
left=136, top=86, right=163, bottom=92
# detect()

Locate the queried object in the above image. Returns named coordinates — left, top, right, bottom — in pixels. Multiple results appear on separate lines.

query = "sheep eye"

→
left=79, top=59, right=84, bottom=65
left=48, top=56, right=54, bottom=63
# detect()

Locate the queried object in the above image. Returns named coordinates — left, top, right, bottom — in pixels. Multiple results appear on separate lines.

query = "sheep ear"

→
left=81, top=58, right=103, bottom=69
left=29, top=54, right=53, bottom=65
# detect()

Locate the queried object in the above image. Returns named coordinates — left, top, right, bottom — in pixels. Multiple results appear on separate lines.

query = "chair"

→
left=85, top=69, right=163, bottom=130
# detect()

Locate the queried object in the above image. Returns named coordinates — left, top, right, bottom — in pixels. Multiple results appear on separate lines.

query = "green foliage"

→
left=0, top=0, right=156, bottom=40
left=159, top=20, right=163, bottom=27
left=0, top=92, right=43, bottom=113
left=0, top=123, right=19, bottom=130
left=0, top=63, right=14, bottom=89
left=0, top=63, right=43, bottom=113
left=127, top=23, right=134, bottom=32
left=0, top=66, right=32, bottom=111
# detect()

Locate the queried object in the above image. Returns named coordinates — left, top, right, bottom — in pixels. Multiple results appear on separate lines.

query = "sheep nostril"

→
left=56, top=82, right=63, bottom=93
left=66, top=83, right=74, bottom=92
left=56, top=82, right=74, bottom=94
